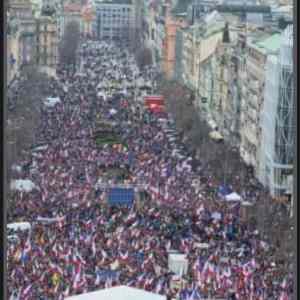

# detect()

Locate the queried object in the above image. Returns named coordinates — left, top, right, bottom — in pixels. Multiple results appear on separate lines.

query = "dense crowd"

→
left=7, top=40, right=292, bottom=300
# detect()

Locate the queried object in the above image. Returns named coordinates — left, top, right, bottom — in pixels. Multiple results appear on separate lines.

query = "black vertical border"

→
left=293, top=1, right=298, bottom=300
left=0, top=0, right=8, bottom=300
left=1, top=0, right=7, bottom=299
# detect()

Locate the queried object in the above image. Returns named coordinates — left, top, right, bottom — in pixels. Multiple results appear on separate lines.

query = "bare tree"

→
left=160, top=80, right=293, bottom=277
left=136, top=47, right=153, bottom=70
left=159, top=79, right=253, bottom=184
left=6, top=66, right=51, bottom=187
left=59, top=21, right=80, bottom=68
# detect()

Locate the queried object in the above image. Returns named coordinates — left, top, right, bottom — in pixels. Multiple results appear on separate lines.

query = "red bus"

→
left=144, top=95, right=165, bottom=113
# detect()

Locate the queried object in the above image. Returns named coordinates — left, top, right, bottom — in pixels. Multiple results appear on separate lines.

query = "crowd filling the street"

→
left=7, top=40, right=293, bottom=300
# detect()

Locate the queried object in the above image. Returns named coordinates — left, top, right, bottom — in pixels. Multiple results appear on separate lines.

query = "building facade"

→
left=132, top=0, right=145, bottom=42
left=63, top=2, right=82, bottom=38
left=9, top=0, right=37, bottom=67
left=259, top=26, right=294, bottom=196
left=187, top=0, right=218, bottom=24
left=93, top=0, right=135, bottom=42
left=146, top=0, right=167, bottom=68
left=7, top=15, right=21, bottom=83
left=209, top=40, right=242, bottom=145
left=184, top=12, right=225, bottom=99
left=35, top=15, right=58, bottom=74
left=174, top=26, right=184, bottom=81
left=239, top=32, right=281, bottom=171
left=52, top=0, right=65, bottom=40
left=163, top=3, right=187, bottom=79
left=81, top=1, right=97, bottom=37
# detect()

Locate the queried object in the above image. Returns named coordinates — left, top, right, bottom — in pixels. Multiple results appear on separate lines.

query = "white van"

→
left=7, top=222, right=31, bottom=234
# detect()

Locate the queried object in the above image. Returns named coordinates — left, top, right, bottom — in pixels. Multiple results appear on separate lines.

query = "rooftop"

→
left=250, top=33, right=282, bottom=54
left=216, top=4, right=271, bottom=13
left=184, top=15, right=225, bottom=40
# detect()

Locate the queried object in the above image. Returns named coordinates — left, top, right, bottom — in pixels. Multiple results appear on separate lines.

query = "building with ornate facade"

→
left=63, top=1, right=82, bottom=37
left=163, top=2, right=188, bottom=79
left=239, top=31, right=281, bottom=170
left=93, top=0, right=135, bottom=42
left=259, top=25, right=294, bottom=197
left=7, top=14, right=21, bottom=83
left=35, top=15, right=58, bottom=75
left=9, top=0, right=37, bottom=67
left=81, top=1, right=96, bottom=37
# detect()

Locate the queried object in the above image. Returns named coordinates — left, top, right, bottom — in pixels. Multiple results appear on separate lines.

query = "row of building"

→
left=142, top=0, right=294, bottom=198
left=7, top=0, right=57, bottom=82
left=7, top=0, right=144, bottom=82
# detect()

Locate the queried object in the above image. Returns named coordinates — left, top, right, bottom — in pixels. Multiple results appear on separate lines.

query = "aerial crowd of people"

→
left=7, top=40, right=292, bottom=300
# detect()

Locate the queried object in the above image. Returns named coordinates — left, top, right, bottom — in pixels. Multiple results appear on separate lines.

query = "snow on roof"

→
left=65, top=286, right=166, bottom=300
